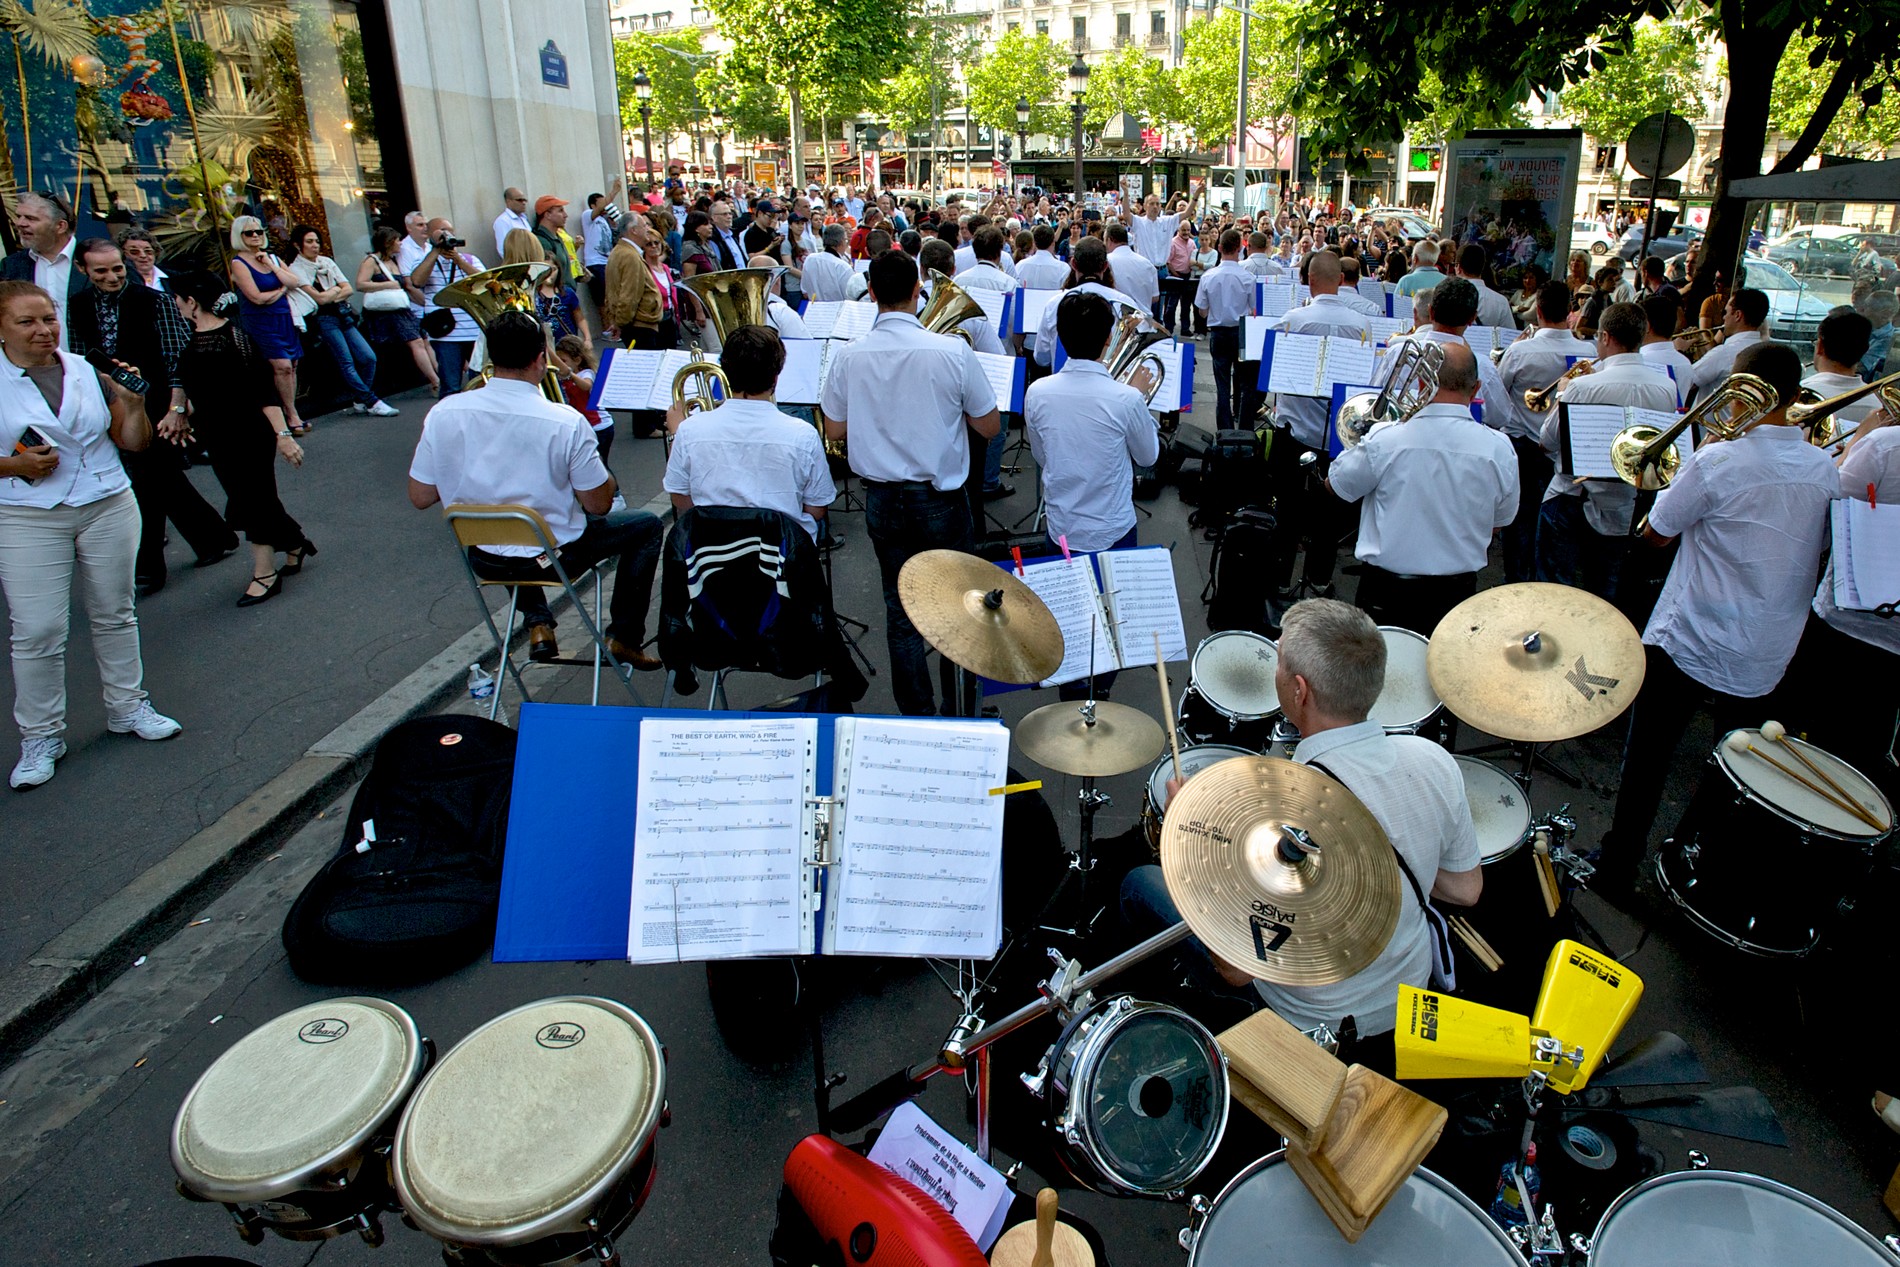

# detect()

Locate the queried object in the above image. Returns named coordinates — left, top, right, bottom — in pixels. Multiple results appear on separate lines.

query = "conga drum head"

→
left=172, top=997, right=424, bottom=1203
left=1587, top=1170, right=1895, bottom=1264
left=393, top=997, right=666, bottom=1247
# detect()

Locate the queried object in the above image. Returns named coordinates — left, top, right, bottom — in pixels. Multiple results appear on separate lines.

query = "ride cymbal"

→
left=897, top=550, right=1064, bottom=685
left=1158, top=757, right=1401, bottom=987
left=1427, top=583, right=1646, bottom=743
left=1014, top=700, right=1164, bottom=778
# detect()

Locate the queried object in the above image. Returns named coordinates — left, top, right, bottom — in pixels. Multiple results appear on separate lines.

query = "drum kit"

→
left=171, top=995, right=668, bottom=1265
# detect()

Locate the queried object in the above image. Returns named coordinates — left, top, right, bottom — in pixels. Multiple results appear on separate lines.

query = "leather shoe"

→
left=136, top=576, right=165, bottom=598
left=982, top=482, right=1016, bottom=500
left=608, top=638, right=663, bottom=671
left=528, top=626, right=559, bottom=661
left=193, top=546, right=238, bottom=569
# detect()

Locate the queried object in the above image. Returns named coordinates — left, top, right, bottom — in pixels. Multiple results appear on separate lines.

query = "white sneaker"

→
left=106, top=702, right=183, bottom=741
left=349, top=402, right=370, bottom=415
left=10, top=738, right=65, bottom=789
left=368, top=400, right=400, bottom=417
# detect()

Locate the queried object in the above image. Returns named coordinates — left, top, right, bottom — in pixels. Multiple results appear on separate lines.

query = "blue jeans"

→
left=468, top=507, right=663, bottom=646
left=315, top=313, right=379, bottom=405
left=1535, top=495, right=1632, bottom=608
left=1120, top=864, right=1262, bottom=1006
left=864, top=481, right=974, bottom=715
left=983, top=417, right=1011, bottom=491
left=434, top=339, right=476, bottom=394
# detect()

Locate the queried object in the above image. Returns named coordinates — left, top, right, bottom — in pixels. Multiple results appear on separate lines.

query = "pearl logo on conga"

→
left=535, top=1022, right=586, bottom=1049
left=297, top=1018, right=350, bottom=1044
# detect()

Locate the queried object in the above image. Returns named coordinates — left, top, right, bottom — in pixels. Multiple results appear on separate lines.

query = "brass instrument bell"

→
left=1786, top=370, right=1900, bottom=449
left=673, top=267, right=775, bottom=416
left=1608, top=372, right=1781, bottom=490
left=1523, top=359, right=1595, bottom=413
left=433, top=261, right=562, bottom=401
left=919, top=269, right=986, bottom=344
left=1335, top=339, right=1443, bottom=447
left=1101, top=300, right=1172, bottom=404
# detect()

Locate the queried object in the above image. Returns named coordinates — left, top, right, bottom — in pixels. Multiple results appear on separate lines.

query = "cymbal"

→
left=897, top=550, right=1064, bottom=685
left=1159, top=757, right=1400, bottom=987
left=1426, top=583, right=1646, bottom=744
left=1015, top=700, right=1164, bottom=778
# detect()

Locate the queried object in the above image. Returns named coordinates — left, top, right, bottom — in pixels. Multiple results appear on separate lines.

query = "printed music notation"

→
left=628, top=717, right=817, bottom=964
left=826, top=718, right=1010, bottom=959
left=1562, top=404, right=1688, bottom=481
left=1005, top=546, right=1188, bottom=689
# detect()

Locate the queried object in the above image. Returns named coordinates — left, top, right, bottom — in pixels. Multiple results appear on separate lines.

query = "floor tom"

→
left=1456, top=755, right=1533, bottom=864
left=1369, top=627, right=1442, bottom=735
left=1587, top=1169, right=1895, bottom=1264
left=1142, top=744, right=1254, bottom=852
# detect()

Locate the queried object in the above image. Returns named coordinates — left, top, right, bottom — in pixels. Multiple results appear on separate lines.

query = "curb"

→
left=0, top=489, right=673, bottom=1067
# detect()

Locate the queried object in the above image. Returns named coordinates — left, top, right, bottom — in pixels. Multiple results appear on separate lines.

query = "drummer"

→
left=1121, top=598, right=1482, bottom=1074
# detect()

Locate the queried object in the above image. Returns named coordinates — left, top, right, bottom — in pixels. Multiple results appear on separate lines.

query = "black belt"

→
left=1364, top=564, right=1478, bottom=584
left=861, top=478, right=944, bottom=491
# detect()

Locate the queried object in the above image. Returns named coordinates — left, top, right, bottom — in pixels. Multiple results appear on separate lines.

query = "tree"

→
left=874, top=63, right=945, bottom=137
left=705, top=0, right=917, bottom=185
left=1281, top=0, right=1900, bottom=318
left=1769, top=33, right=1900, bottom=159
left=1083, top=44, right=1179, bottom=133
left=1557, top=19, right=1709, bottom=151
left=962, top=27, right=1067, bottom=137
left=1170, top=7, right=1296, bottom=151
left=613, top=30, right=711, bottom=139
left=693, top=60, right=788, bottom=151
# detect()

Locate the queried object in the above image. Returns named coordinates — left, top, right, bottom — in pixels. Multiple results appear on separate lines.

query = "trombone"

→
left=1786, top=370, right=1900, bottom=449
left=1523, top=359, right=1595, bottom=413
left=1608, top=372, right=1781, bottom=490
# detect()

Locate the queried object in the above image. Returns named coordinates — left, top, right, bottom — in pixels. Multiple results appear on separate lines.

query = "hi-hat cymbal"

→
left=1159, top=757, right=1400, bottom=987
left=1426, top=583, right=1646, bottom=744
left=897, top=550, right=1064, bottom=685
left=1015, top=700, right=1164, bottom=778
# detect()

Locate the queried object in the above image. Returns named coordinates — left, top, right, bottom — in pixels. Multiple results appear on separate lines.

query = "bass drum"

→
left=1586, top=1170, right=1896, bottom=1265
left=1042, top=995, right=1228, bottom=1198
left=1185, top=1151, right=1521, bottom=1265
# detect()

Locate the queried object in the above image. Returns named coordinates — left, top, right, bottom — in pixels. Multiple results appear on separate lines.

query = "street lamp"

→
left=709, top=106, right=726, bottom=189
left=1067, top=56, right=1089, bottom=199
left=863, top=126, right=883, bottom=196
left=1016, top=97, right=1030, bottom=192
left=632, top=68, right=655, bottom=195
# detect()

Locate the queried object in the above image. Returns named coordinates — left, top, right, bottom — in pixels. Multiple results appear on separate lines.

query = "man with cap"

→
left=743, top=198, right=784, bottom=259
left=532, top=196, right=572, bottom=276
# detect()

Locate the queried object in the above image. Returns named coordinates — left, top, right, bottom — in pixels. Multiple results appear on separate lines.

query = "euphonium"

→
left=919, top=269, right=986, bottom=343
left=1608, top=372, right=1780, bottom=490
left=1101, top=300, right=1172, bottom=404
left=1674, top=327, right=1724, bottom=362
left=1523, top=359, right=1595, bottom=413
left=1335, top=339, right=1444, bottom=448
left=434, top=261, right=561, bottom=401
left=674, top=267, right=775, bottom=416
left=1786, top=370, right=1900, bottom=449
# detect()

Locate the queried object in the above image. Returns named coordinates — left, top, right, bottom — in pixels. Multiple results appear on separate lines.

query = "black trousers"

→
left=1265, top=428, right=1351, bottom=591
left=1351, top=566, right=1478, bottom=637
left=1502, top=433, right=1553, bottom=584
left=1770, top=613, right=1900, bottom=804
left=122, top=443, right=237, bottom=582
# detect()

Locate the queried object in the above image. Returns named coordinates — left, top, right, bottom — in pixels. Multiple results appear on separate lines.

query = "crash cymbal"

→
left=897, top=550, right=1064, bottom=685
left=1426, top=583, right=1646, bottom=744
left=1159, top=757, right=1400, bottom=987
left=1015, top=700, right=1164, bottom=778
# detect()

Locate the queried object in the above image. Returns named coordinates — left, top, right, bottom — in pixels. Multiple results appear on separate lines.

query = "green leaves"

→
left=613, top=30, right=711, bottom=138
left=1769, top=31, right=1900, bottom=156
left=1082, top=44, right=1179, bottom=133
left=962, top=28, right=1068, bottom=135
left=1556, top=18, right=1712, bottom=148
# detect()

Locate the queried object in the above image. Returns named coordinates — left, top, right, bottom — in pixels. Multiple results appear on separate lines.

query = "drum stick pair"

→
left=1761, top=722, right=1887, bottom=830
left=1155, top=634, right=1183, bottom=783
left=1733, top=734, right=1888, bottom=833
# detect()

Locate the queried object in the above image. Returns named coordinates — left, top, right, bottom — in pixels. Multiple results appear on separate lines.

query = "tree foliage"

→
left=1769, top=32, right=1900, bottom=158
left=613, top=30, right=711, bottom=138
left=872, top=62, right=946, bottom=137
left=1558, top=19, right=1711, bottom=148
left=1170, top=6, right=1297, bottom=149
left=963, top=27, right=1068, bottom=136
left=692, top=61, right=789, bottom=144
left=1083, top=44, right=1178, bottom=132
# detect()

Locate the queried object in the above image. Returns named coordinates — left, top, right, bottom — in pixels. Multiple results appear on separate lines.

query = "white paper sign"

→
left=865, top=1102, right=1013, bottom=1251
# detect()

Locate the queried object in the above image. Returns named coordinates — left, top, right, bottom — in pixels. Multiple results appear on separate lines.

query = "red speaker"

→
left=782, top=1134, right=989, bottom=1267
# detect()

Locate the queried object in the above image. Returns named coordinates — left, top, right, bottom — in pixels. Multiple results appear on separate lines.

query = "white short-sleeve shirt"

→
left=1327, top=401, right=1518, bottom=575
left=663, top=397, right=835, bottom=539
left=821, top=311, right=997, bottom=490
left=1024, top=359, right=1160, bottom=551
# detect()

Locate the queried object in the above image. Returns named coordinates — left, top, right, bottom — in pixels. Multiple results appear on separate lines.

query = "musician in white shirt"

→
left=1106, top=223, right=1160, bottom=319
left=1327, top=343, right=1518, bottom=633
left=1121, top=189, right=1203, bottom=272
left=1333, top=256, right=1383, bottom=318
left=1454, top=242, right=1519, bottom=329
left=1638, top=292, right=1693, bottom=408
left=1685, top=287, right=1767, bottom=406
left=1033, top=239, right=1144, bottom=367
left=1240, top=231, right=1283, bottom=279
left=954, top=226, right=1020, bottom=296
left=1497, top=282, right=1596, bottom=581
left=801, top=224, right=859, bottom=302
left=1016, top=224, right=1072, bottom=291
left=1800, top=310, right=1881, bottom=435
left=1196, top=229, right=1255, bottom=429
left=1598, top=341, right=1841, bottom=900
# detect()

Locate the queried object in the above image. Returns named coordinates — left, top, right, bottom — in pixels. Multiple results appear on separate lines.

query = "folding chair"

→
left=443, top=503, right=643, bottom=719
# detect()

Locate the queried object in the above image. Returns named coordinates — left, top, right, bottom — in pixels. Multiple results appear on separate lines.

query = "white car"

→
left=1572, top=219, right=1613, bottom=254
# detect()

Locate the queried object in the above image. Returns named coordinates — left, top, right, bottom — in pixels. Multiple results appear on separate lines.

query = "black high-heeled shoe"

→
left=281, top=540, right=318, bottom=576
left=237, top=571, right=281, bottom=607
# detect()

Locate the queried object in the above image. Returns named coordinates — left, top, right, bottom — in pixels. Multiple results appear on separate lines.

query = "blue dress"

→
left=235, top=257, right=303, bottom=361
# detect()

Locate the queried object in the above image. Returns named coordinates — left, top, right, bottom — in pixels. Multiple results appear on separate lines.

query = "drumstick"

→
left=1155, top=633, right=1182, bottom=783
left=1732, top=737, right=1888, bottom=832
left=1761, top=720, right=1886, bottom=827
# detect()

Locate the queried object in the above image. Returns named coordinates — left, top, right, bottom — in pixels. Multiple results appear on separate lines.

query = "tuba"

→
left=1608, top=372, right=1780, bottom=490
left=434, top=261, right=561, bottom=401
left=1335, top=339, right=1444, bottom=448
left=1523, top=359, right=1595, bottom=413
left=919, top=269, right=986, bottom=344
left=674, top=267, right=775, bottom=417
left=1101, top=301, right=1172, bottom=405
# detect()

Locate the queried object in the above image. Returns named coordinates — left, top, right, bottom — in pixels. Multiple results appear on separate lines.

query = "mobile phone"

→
left=85, top=352, right=150, bottom=399
left=11, top=426, right=56, bottom=484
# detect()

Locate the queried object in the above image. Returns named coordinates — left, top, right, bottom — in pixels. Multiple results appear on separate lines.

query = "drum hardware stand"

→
left=1459, top=737, right=1584, bottom=792
left=1504, top=1056, right=1584, bottom=1262
left=819, top=534, right=877, bottom=681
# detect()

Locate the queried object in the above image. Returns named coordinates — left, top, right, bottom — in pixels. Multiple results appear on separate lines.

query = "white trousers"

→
left=0, top=489, right=148, bottom=739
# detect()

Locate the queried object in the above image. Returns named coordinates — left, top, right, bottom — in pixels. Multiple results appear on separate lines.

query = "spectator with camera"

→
left=408, top=217, right=485, bottom=394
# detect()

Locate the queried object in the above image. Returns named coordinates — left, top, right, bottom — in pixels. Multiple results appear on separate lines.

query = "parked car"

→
left=1765, top=229, right=1900, bottom=279
left=1573, top=219, right=1613, bottom=254
left=1739, top=257, right=1834, bottom=362
left=1618, top=224, right=1702, bottom=263
left=1364, top=207, right=1436, bottom=242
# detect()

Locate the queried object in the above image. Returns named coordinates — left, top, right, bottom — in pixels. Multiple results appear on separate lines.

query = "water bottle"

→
left=466, top=662, right=496, bottom=701
left=1489, top=1143, right=1540, bottom=1228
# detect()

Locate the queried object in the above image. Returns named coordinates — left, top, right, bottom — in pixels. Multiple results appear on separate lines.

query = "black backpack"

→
left=1203, top=507, right=1279, bottom=635
left=282, top=715, right=518, bottom=984
left=1188, top=428, right=1267, bottom=535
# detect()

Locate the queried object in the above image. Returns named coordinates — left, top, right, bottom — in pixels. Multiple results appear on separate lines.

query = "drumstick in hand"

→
left=1761, top=720, right=1886, bottom=827
left=1155, top=633, right=1182, bottom=783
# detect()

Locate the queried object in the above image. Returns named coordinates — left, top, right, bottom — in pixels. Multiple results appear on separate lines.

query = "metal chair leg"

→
left=489, top=588, right=523, bottom=722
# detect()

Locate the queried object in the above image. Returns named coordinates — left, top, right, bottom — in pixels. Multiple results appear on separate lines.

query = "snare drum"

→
left=1040, top=995, right=1228, bottom=1198
left=1456, top=756, right=1532, bottom=864
left=1143, top=744, right=1254, bottom=851
left=1657, top=729, right=1894, bottom=957
left=171, top=997, right=427, bottom=1246
left=1586, top=1169, right=1896, bottom=1264
left=1369, top=627, right=1442, bottom=735
left=1184, top=1151, right=1521, bottom=1264
left=393, top=997, right=667, bottom=1265
left=1178, top=630, right=1281, bottom=749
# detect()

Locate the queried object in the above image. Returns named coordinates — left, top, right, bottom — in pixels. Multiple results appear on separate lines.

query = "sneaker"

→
left=349, top=402, right=370, bottom=415
left=10, top=738, right=66, bottom=790
left=106, top=702, right=183, bottom=741
left=367, top=400, right=401, bottom=417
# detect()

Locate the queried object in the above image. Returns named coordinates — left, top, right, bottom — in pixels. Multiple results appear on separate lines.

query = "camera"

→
left=434, top=232, right=465, bottom=250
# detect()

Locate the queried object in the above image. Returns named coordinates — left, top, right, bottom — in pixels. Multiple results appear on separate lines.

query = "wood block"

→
left=1885, top=1159, right=1900, bottom=1223
left=1218, top=1008, right=1348, bottom=1152
left=1283, top=1064, right=1448, bottom=1244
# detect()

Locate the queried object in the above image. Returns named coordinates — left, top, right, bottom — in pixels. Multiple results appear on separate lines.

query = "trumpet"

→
left=1786, top=370, right=1900, bottom=449
left=1335, top=339, right=1444, bottom=447
left=1523, top=359, right=1595, bottom=413
left=1608, top=372, right=1780, bottom=490
left=1674, top=327, right=1724, bottom=362
left=673, top=268, right=774, bottom=416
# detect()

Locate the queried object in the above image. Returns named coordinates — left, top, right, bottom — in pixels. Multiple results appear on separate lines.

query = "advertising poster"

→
left=1442, top=130, right=1583, bottom=281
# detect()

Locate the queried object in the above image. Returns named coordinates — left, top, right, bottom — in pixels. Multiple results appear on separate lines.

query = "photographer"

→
left=408, top=217, right=485, bottom=394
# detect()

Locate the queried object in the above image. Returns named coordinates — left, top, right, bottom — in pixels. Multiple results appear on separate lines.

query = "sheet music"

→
left=1100, top=547, right=1188, bottom=667
left=1842, top=498, right=1900, bottom=611
left=826, top=718, right=1010, bottom=958
left=1266, top=331, right=1326, bottom=394
left=1294, top=283, right=1312, bottom=304
left=1563, top=404, right=1686, bottom=480
left=1257, top=283, right=1295, bottom=317
left=1321, top=340, right=1380, bottom=392
left=973, top=351, right=1021, bottom=412
left=1833, top=502, right=1865, bottom=610
left=1016, top=556, right=1119, bottom=687
left=1367, top=316, right=1412, bottom=344
left=778, top=338, right=825, bottom=404
left=1357, top=277, right=1387, bottom=306
left=1149, top=340, right=1190, bottom=411
left=964, top=287, right=1007, bottom=328
left=593, top=348, right=670, bottom=411
left=629, top=718, right=816, bottom=963
left=801, top=302, right=877, bottom=341
left=1464, top=325, right=1520, bottom=357
left=1245, top=315, right=1272, bottom=361
left=1017, top=288, right=1058, bottom=335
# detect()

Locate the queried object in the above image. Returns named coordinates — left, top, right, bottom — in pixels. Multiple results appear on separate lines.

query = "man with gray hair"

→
left=1120, top=597, right=1482, bottom=1069
left=1327, top=342, right=1517, bottom=634
left=801, top=223, right=858, bottom=303
left=1394, top=238, right=1444, bottom=299
left=3, top=192, right=90, bottom=346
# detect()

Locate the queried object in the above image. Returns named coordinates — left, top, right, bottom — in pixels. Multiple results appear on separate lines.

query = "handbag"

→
left=363, top=256, right=408, bottom=312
